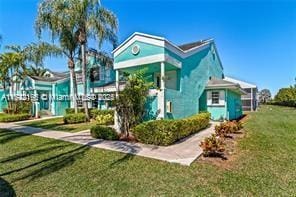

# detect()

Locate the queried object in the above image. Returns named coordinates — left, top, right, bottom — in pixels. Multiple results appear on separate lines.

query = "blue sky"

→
left=0, top=0, right=295, bottom=96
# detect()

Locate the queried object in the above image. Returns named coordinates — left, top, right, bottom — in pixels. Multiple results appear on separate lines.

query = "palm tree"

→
left=3, top=46, right=27, bottom=95
left=0, top=51, right=26, bottom=113
left=71, top=0, right=118, bottom=121
left=36, top=0, right=80, bottom=113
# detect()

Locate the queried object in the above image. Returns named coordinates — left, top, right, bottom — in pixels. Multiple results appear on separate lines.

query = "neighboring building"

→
left=113, top=32, right=245, bottom=121
left=0, top=49, right=116, bottom=117
left=224, top=76, right=258, bottom=111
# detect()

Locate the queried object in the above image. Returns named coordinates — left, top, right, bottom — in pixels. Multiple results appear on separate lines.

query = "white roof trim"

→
left=224, top=76, right=257, bottom=89
left=114, top=54, right=182, bottom=70
left=113, top=32, right=213, bottom=59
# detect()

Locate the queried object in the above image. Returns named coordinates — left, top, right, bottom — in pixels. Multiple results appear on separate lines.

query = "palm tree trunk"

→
left=68, top=59, right=78, bottom=114
left=81, top=42, right=90, bottom=121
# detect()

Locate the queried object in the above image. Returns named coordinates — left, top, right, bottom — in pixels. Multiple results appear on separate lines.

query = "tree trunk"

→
left=81, top=42, right=90, bottom=121
left=68, top=58, right=78, bottom=114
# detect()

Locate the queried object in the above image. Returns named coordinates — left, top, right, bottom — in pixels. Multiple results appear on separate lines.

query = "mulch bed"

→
left=197, top=129, right=246, bottom=169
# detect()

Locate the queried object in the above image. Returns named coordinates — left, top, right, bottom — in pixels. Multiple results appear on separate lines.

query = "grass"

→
left=0, top=105, right=295, bottom=196
left=20, top=117, right=97, bottom=133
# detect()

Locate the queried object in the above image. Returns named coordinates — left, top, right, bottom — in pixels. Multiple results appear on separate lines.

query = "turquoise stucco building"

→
left=113, top=32, right=245, bottom=121
left=0, top=32, right=246, bottom=121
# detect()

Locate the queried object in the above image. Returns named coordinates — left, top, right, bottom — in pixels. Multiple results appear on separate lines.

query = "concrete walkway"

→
left=0, top=121, right=217, bottom=166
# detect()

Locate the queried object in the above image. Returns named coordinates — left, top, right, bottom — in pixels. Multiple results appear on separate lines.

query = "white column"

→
left=51, top=84, right=56, bottom=115
left=34, top=89, right=39, bottom=118
left=69, top=71, right=74, bottom=108
left=158, top=62, right=166, bottom=119
left=114, top=70, right=120, bottom=132
left=115, top=70, right=119, bottom=97
left=250, top=88, right=253, bottom=111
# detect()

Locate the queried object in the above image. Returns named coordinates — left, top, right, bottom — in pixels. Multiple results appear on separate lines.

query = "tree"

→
left=0, top=51, right=27, bottom=113
left=259, top=89, right=272, bottom=104
left=115, top=71, right=153, bottom=138
left=71, top=0, right=118, bottom=121
left=274, top=86, right=296, bottom=107
left=36, top=0, right=80, bottom=113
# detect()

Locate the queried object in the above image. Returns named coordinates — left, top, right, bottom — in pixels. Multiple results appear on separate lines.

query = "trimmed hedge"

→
left=63, top=113, right=86, bottom=124
left=90, top=109, right=114, bottom=119
left=90, top=125, right=119, bottom=140
left=0, top=113, right=31, bottom=122
left=96, top=114, right=114, bottom=125
left=65, top=108, right=85, bottom=114
left=133, top=112, right=210, bottom=146
left=65, top=108, right=114, bottom=119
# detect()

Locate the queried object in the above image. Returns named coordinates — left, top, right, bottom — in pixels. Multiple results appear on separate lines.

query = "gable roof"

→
left=224, top=76, right=257, bottom=89
left=178, top=40, right=210, bottom=51
left=29, top=71, right=69, bottom=83
left=206, top=77, right=246, bottom=94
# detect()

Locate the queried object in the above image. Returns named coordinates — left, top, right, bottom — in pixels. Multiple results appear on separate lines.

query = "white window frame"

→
left=207, top=90, right=225, bottom=106
left=211, top=91, right=220, bottom=105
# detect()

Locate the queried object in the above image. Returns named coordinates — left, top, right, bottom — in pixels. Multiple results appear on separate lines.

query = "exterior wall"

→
left=164, top=44, right=223, bottom=119
left=226, top=89, right=243, bottom=120
left=200, top=89, right=243, bottom=121
left=114, top=41, right=164, bottom=63
left=53, top=80, right=70, bottom=116
left=0, top=90, right=8, bottom=112
left=144, top=95, right=158, bottom=120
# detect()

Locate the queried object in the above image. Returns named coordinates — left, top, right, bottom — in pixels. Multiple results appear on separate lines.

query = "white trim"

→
left=114, top=54, right=164, bottom=69
left=114, top=54, right=182, bottom=70
left=164, top=55, right=182, bottom=68
left=224, top=76, right=257, bottom=89
left=113, top=33, right=164, bottom=57
left=113, top=32, right=213, bottom=59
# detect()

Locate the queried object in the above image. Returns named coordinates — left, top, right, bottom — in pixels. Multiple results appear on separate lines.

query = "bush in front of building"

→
left=133, top=112, right=210, bottom=146
left=95, top=114, right=114, bottom=125
left=0, top=113, right=31, bottom=122
left=3, top=101, right=33, bottom=115
left=90, top=109, right=114, bottom=119
left=65, top=108, right=85, bottom=114
left=65, top=108, right=114, bottom=119
left=215, top=120, right=243, bottom=137
left=200, top=134, right=225, bottom=157
left=63, top=113, right=86, bottom=124
left=90, top=125, right=119, bottom=140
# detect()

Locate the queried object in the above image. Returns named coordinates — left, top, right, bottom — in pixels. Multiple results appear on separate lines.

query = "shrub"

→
left=200, top=134, right=225, bottom=156
left=215, top=120, right=243, bottom=137
left=63, top=113, right=86, bottom=124
left=4, top=101, right=32, bottom=114
left=96, top=114, right=114, bottom=125
left=90, top=125, right=119, bottom=140
left=0, top=114, right=31, bottom=122
left=133, top=112, right=210, bottom=146
left=90, top=109, right=114, bottom=119
left=65, top=108, right=85, bottom=114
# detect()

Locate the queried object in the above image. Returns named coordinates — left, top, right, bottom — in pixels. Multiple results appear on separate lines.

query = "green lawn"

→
left=0, top=105, right=295, bottom=196
left=20, top=117, right=97, bottom=133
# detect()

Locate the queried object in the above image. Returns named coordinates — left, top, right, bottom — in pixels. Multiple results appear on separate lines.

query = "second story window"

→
left=90, top=67, right=100, bottom=82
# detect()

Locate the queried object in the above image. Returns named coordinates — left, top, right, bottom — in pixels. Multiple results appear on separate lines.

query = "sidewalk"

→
left=0, top=121, right=217, bottom=166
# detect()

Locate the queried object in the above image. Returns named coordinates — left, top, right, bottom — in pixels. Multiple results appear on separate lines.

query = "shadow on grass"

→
left=0, top=177, right=15, bottom=197
left=0, top=144, right=71, bottom=164
left=0, top=131, right=27, bottom=144
left=0, top=144, right=90, bottom=183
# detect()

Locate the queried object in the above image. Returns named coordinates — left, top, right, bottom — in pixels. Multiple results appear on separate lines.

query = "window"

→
left=77, top=99, right=83, bottom=108
left=156, top=76, right=160, bottom=88
left=211, top=91, right=220, bottom=104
